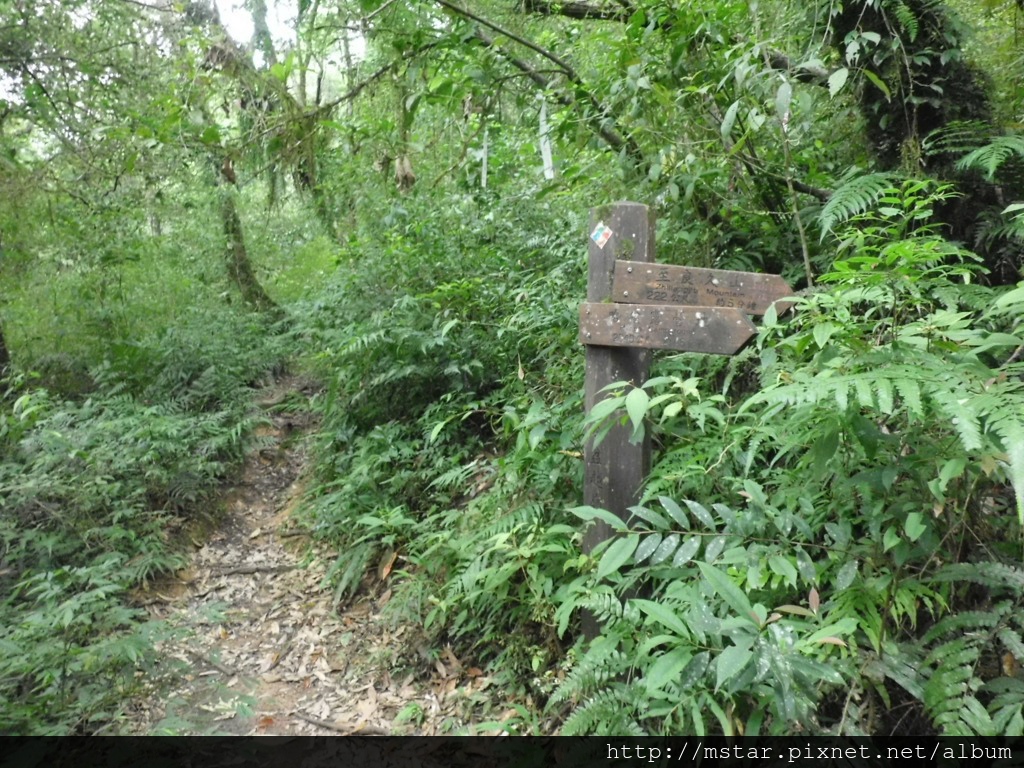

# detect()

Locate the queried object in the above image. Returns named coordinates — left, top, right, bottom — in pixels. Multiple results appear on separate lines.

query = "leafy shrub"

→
left=0, top=555, right=157, bottom=735
left=0, top=305, right=288, bottom=733
left=294, top=194, right=594, bottom=703
left=553, top=181, right=1024, bottom=735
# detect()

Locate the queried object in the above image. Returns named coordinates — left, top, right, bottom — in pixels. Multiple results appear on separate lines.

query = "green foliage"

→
left=293, top=193, right=591, bottom=700
left=817, top=171, right=901, bottom=239
left=956, top=134, right=1024, bottom=180
left=4, top=0, right=1024, bottom=738
left=0, top=305, right=287, bottom=733
left=0, top=556, right=158, bottom=735
left=890, top=1, right=921, bottom=42
left=555, top=182, right=1024, bottom=735
left=558, top=496, right=853, bottom=735
left=916, top=562, right=1024, bottom=735
left=952, top=132, right=1024, bottom=248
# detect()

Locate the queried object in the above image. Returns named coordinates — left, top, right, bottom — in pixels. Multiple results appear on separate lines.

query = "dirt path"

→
left=124, top=378, right=503, bottom=735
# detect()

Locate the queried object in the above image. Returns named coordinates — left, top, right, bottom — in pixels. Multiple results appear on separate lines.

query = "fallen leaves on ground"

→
left=121, top=378, right=516, bottom=736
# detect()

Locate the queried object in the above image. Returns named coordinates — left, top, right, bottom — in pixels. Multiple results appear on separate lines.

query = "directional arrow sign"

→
left=612, top=261, right=793, bottom=315
left=579, top=303, right=757, bottom=355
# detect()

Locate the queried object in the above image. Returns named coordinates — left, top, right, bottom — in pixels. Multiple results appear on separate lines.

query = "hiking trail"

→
left=123, top=376, right=509, bottom=735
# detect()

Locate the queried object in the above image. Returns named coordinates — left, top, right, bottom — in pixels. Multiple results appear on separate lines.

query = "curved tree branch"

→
left=470, top=28, right=643, bottom=165
left=517, top=1, right=836, bottom=91
left=521, top=0, right=629, bottom=22
left=434, top=0, right=577, bottom=79
left=431, top=2, right=644, bottom=166
left=790, top=179, right=832, bottom=201
left=315, top=42, right=442, bottom=114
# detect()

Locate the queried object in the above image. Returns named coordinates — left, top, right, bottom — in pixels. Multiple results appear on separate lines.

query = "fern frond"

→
left=924, top=638, right=993, bottom=735
left=745, top=362, right=941, bottom=419
left=842, top=595, right=885, bottom=651
left=340, top=327, right=392, bottom=357
left=746, top=358, right=1024, bottom=518
left=922, top=606, right=1009, bottom=645
left=888, top=0, right=918, bottom=41
left=915, top=594, right=1024, bottom=735
left=560, top=682, right=646, bottom=735
left=923, top=120, right=991, bottom=160
left=426, top=461, right=477, bottom=492
left=998, top=627, right=1024, bottom=664
left=956, top=135, right=1024, bottom=181
left=892, top=377, right=923, bottom=419
left=549, top=638, right=630, bottom=706
left=974, top=214, right=1024, bottom=248
left=929, top=562, right=1024, bottom=595
left=929, top=387, right=984, bottom=452
left=470, top=501, right=543, bottom=542
left=818, top=172, right=900, bottom=240
left=984, top=408, right=1024, bottom=524
left=576, top=591, right=642, bottom=627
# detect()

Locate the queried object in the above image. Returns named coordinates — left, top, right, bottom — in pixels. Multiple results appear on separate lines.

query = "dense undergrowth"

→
left=292, top=192, right=591, bottom=715
left=3, top=175, right=1023, bottom=736
left=0, top=308, right=287, bottom=733
left=557, top=181, right=1024, bottom=735
left=286, top=176, right=1024, bottom=735
left=3, top=186, right=1023, bottom=736
left=3, top=0, right=1024, bottom=737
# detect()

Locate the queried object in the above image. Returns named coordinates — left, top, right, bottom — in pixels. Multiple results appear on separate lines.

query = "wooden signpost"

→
left=610, top=261, right=793, bottom=315
left=580, top=202, right=791, bottom=631
left=579, top=304, right=757, bottom=355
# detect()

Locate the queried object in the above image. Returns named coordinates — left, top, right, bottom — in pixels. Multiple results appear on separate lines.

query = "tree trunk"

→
left=219, top=158, right=280, bottom=314
left=0, top=316, right=10, bottom=377
left=0, top=231, right=7, bottom=376
left=249, top=0, right=278, bottom=68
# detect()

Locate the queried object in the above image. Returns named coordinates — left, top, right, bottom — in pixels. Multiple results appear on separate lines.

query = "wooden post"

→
left=578, top=203, right=790, bottom=638
left=582, top=203, right=654, bottom=593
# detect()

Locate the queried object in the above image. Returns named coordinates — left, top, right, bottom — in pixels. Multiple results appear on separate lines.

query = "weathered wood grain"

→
left=579, top=303, right=757, bottom=355
left=612, top=260, right=793, bottom=315
left=582, top=203, right=653, bottom=576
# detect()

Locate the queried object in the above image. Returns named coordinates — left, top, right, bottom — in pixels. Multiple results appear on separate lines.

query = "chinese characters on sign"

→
left=611, top=260, right=793, bottom=318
